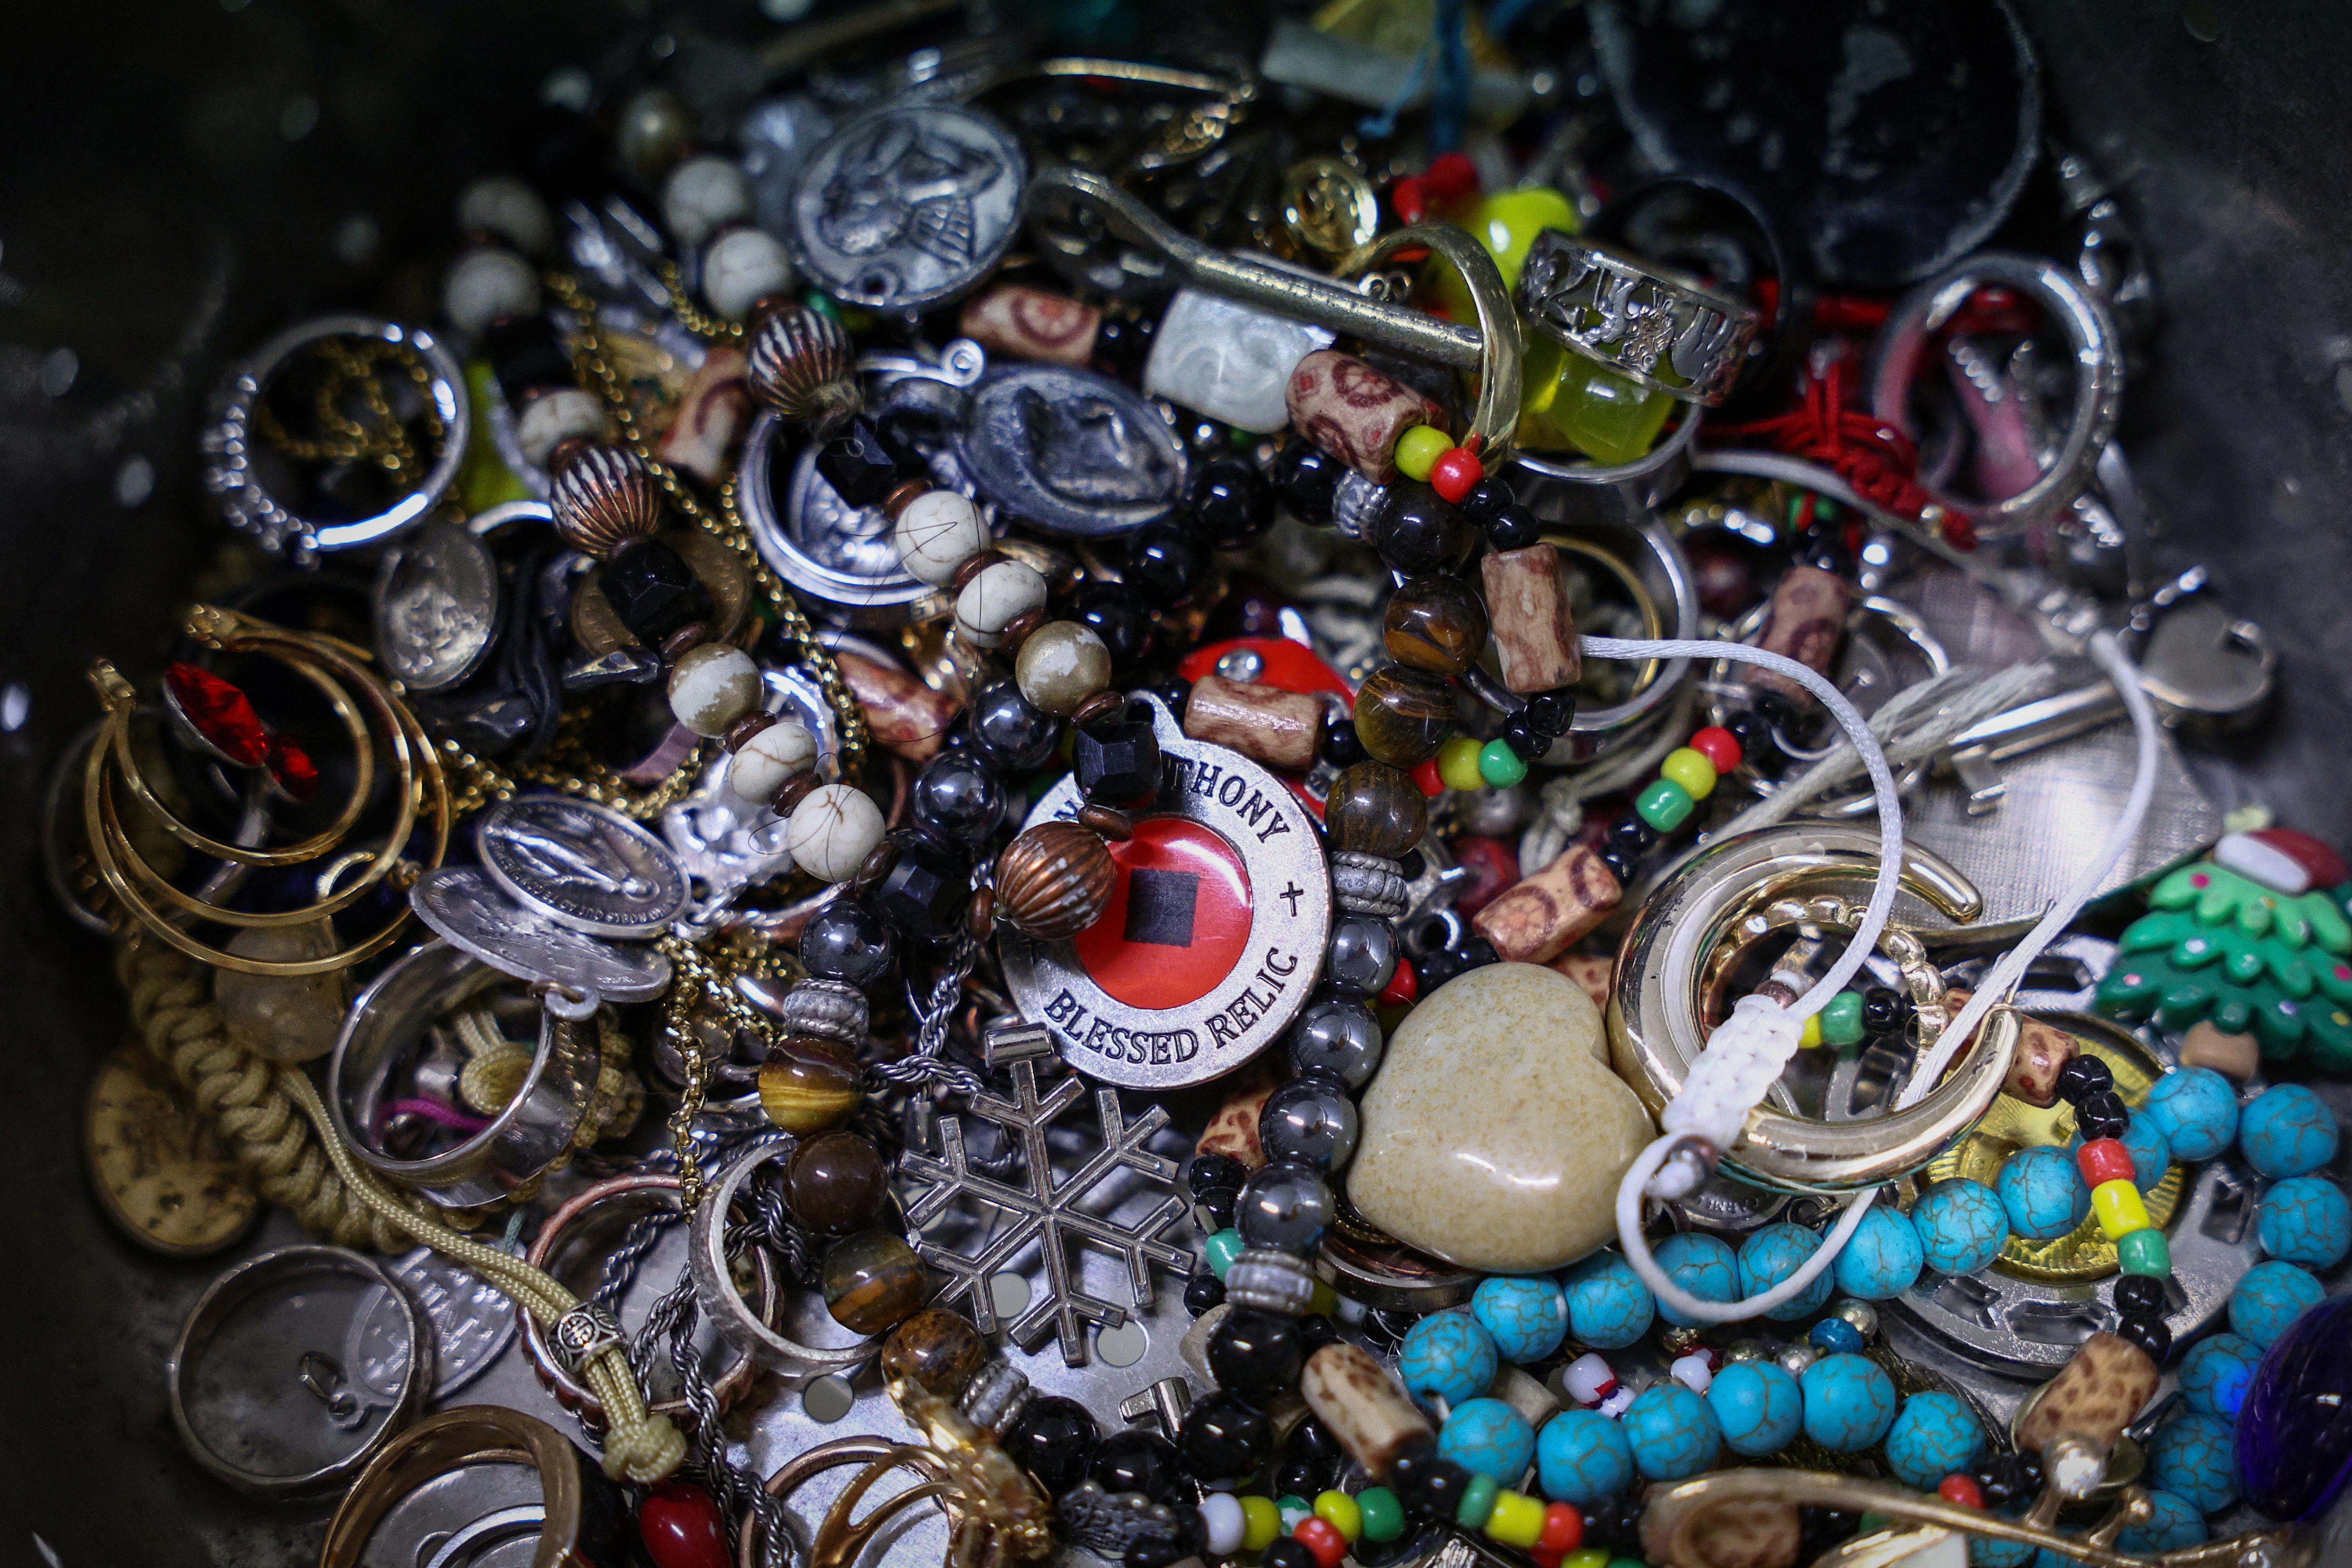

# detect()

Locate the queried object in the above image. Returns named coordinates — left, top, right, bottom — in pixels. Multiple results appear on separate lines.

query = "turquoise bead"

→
left=2230, top=1258, right=2326, bottom=1347
left=2116, top=1490, right=2207, bottom=1553
left=2177, top=1331, right=2261, bottom=1420
left=1996, top=1146, right=2090, bottom=1241
left=2258, top=1173, right=2352, bottom=1268
left=1832, top=1206, right=1924, bottom=1301
left=1536, top=1409, right=1633, bottom=1504
left=1653, top=1232, right=1739, bottom=1327
left=1821, top=989, right=1866, bottom=1047
left=1705, top=1361, right=1802, bottom=1457
left=1397, top=1310, right=1498, bottom=1407
left=1798, top=1353, right=1897, bottom=1452
left=1912, top=1179, right=2008, bottom=1275
left=1620, top=1383, right=1721, bottom=1481
left=1973, top=1535, right=2035, bottom=1567
left=2240, top=1084, right=2340, bottom=1178
left=1477, top=738, right=1528, bottom=788
left=1205, top=1228, right=1244, bottom=1278
left=1439, top=1397, right=1535, bottom=1485
left=2143, top=1066, right=2239, bottom=1161
left=1882, top=1391, right=1985, bottom=1488
left=2148, top=1411, right=2239, bottom=1514
left=1472, top=1274, right=1569, bottom=1364
left=1737, top=1223, right=1834, bottom=1321
left=1634, top=776, right=1695, bottom=832
left=2073, top=1115, right=2171, bottom=1193
left=1562, top=1252, right=1655, bottom=1349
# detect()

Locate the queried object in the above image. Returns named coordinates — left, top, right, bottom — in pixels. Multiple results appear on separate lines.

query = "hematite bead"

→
left=1092, top=1429, right=1186, bottom=1504
left=1383, top=576, right=1490, bottom=678
left=1073, top=580, right=1153, bottom=666
left=1324, top=914, right=1399, bottom=999
left=1288, top=997, right=1384, bottom=1090
left=1325, top=761, right=1427, bottom=858
left=1273, top=438, right=1344, bottom=524
left=1369, top=481, right=1473, bottom=574
left=798, top=899, right=895, bottom=988
left=1075, top=705, right=1162, bottom=807
left=1003, top=1395, right=1098, bottom=1494
left=2080, top=1091, right=2130, bottom=1141
left=2114, top=1274, right=2168, bottom=1318
left=969, top=681, right=1058, bottom=771
left=1183, top=1270, right=1226, bottom=1314
left=1179, top=1391, right=1272, bottom=1483
left=913, top=753, right=1006, bottom=840
left=869, top=831, right=970, bottom=940
left=1126, top=522, right=1204, bottom=606
left=1352, top=666, right=1456, bottom=768
left=2057, top=1056, right=2116, bottom=1105
left=1237, top=1160, right=1334, bottom=1253
left=1260, top=1077, right=1361, bottom=1170
left=815, top=416, right=900, bottom=506
left=1188, top=457, right=1274, bottom=550
left=598, top=538, right=712, bottom=645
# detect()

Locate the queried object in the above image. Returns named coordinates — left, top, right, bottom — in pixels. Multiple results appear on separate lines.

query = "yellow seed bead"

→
left=1309, top=1278, right=1341, bottom=1318
left=2093, top=1177, right=2151, bottom=1240
left=1799, top=1011, right=1825, bottom=1049
left=1437, top=734, right=1487, bottom=792
left=1659, top=746, right=1718, bottom=801
left=1395, top=424, right=1451, bottom=483
left=1314, top=1490, right=1363, bottom=1542
left=1485, top=1489, right=1547, bottom=1549
left=1240, top=1496, right=1282, bottom=1552
left=1561, top=1552, right=1612, bottom=1568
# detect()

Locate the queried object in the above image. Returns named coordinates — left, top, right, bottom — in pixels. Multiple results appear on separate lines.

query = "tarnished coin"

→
left=410, top=866, right=673, bottom=1009
left=788, top=103, right=1027, bottom=311
left=346, top=1246, right=517, bottom=1402
left=1280, top=156, right=1379, bottom=256
left=373, top=522, right=500, bottom=693
left=84, top=1040, right=259, bottom=1258
left=957, top=364, right=1188, bottom=539
left=477, top=797, right=688, bottom=939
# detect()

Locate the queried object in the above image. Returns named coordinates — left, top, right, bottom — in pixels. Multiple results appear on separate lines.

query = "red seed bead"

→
left=1412, top=756, right=1446, bottom=797
left=1538, top=1501, right=1585, bottom=1553
left=639, top=1480, right=731, bottom=1568
left=1389, top=175, right=1429, bottom=225
left=1295, top=1516, right=1349, bottom=1568
left=1689, top=724, right=1744, bottom=774
left=1429, top=446, right=1486, bottom=504
left=1938, top=1473, right=1985, bottom=1510
left=2077, top=1137, right=2135, bottom=1189
left=1425, top=150, right=1482, bottom=205
left=1380, top=957, right=1419, bottom=1009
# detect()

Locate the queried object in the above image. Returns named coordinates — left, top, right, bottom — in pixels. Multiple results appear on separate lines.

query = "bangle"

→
left=319, top=1404, right=623, bottom=1568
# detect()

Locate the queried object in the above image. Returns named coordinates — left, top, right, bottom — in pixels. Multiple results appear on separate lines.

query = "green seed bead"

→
left=1658, top=746, right=1718, bottom=801
left=1357, top=1487, right=1405, bottom=1543
left=1634, top=776, right=1695, bottom=833
left=1395, top=424, right=1451, bottom=483
left=1454, top=1472, right=1499, bottom=1531
left=1278, top=1496, right=1313, bottom=1531
left=1205, top=1228, right=1244, bottom=1279
left=1478, top=737, right=1528, bottom=788
left=1822, top=990, right=1866, bottom=1048
left=2117, top=1226, right=2172, bottom=1277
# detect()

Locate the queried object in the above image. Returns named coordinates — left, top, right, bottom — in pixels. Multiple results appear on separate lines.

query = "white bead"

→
left=1013, top=621, right=1110, bottom=715
left=516, top=388, right=608, bottom=469
left=442, top=247, right=541, bottom=335
left=787, top=783, right=885, bottom=883
left=1669, top=1352, right=1714, bottom=1394
left=701, top=228, right=794, bottom=322
left=1143, top=285, right=1334, bottom=432
left=728, top=718, right=817, bottom=803
left=1562, top=1351, right=1616, bottom=1406
left=666, top=643, right=762, bottom=738
left=1198, top=1493, right=1244, bottom=1557
left=891, top=490, right=989, bottom=585
left=954, top=559, right=1047, bottom=649
left=454, top=175, right=552, bottom=254
left=662, top=155, right=753, bottom=251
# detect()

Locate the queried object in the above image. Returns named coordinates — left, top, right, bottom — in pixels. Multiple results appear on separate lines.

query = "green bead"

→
left=2118, top=1226, right=2172, bottom=1277
left=1822, top=990, right=1867, bottom=1048
left=1205, top=1228, right=1244, bottom=1279
left=1357, top=1486, right=1405, bottom=1543
left=1514, top=332, right=1676, bottom=467
left=1635, top=776, right=1695, bottom=833
left=1478, top=738, right=1528, bottom=788
left=1454, top=1472, right=1499, bottom=1530
left=1277, top=1495, right=1313, bottom=1532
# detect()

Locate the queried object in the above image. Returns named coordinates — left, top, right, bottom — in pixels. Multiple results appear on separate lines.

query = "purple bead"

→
left=2236, top=1290, right=2352, bottom=1520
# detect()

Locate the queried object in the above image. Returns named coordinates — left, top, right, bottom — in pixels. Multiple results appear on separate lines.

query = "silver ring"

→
left=1509, top=403, right=1702, bottom=509
left=201, top=313, right=470, bottom=555
left=168, top=1246, right=430, bottom=1499
left=1867, top=252, right=2123, bottom=538
left=689, top=1139, right=883, bottom=1386
left=1516, top=231, right=1762, bottom=405
left=328, top=941, right=605, bottom=1208
left=736, top=409, right=954, bottom=626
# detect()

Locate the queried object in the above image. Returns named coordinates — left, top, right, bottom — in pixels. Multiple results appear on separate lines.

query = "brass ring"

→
left=1340, top=223, right=1524, bottom=457
left=320, top=1405, right=616, bottom=1568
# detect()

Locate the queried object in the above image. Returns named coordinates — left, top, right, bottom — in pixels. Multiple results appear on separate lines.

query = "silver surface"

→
left=787, top=103, right=1026, bottom=311
left=409, top=865, right=673, bottom=1012
left=373, top=523, right=500, bottom=694
left=478, top=796, right=689, bottom=940
left=955, top=363, right=1187, bottom=539
left=1516, top=231, right=1762, bottom=405
left=689, top=1140, right=881, bottom=1385
left=736, top=408, right=957, bottom=626
left=347, top=1247, right=518, bottom=1404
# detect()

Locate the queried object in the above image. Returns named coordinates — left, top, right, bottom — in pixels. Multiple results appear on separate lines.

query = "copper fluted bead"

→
left=746, top=303, right=861, bottom=434
left=994, top=820, right=1115, bottom=940
left=548, top=440, right=662, bottom=559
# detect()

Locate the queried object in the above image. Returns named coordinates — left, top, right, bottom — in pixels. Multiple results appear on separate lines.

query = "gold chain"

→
left=437, top=729, right=715, bottom=823
left=659, top=261, right=745, bottom=343
left=656, top=935, right=784, bottom=1209
left=252, top=338, right=441, bottom=487
left=542, top=268, right=871, bottom=775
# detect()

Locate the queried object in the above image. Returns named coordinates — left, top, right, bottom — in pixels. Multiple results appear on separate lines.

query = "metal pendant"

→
left=958, top=363, right=1189, bottom=538
left=373, top=521, right=501, bottom=694
left=787, top=103, right=1027, bottom=312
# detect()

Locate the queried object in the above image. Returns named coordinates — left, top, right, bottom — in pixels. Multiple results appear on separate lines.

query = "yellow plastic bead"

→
left=1314, top=1490, right=1363, bottom=1543
left=1659, top=746, right=1719, bottom=801
left=1562, top=1552, right=1612, bottom=1568
left=1437, top=734, right=1487, bottom=792
left=1240, top=1496, right=1282, bottom=1552
left=1395, top=424, right=1451, bottom=483
left=1799, top=1011, right=1825, bottom=1049
left=1429, top=188, right=1582, bottom=318
left=1309, top=1278, right=1341, bottom=1318
left=1484, top=1489, right=1547, bottom=1548
left=2093, top=1177, right=2151, bottom=1240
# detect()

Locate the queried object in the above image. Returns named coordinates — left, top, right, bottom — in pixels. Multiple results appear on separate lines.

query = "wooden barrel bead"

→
left=1752, top=565, right=1849, bottom=706
left=1383, top=576, right=1489, bottom=677
left=1285, top=350, right=1444, bottom=483
left=1352, top=666, right=1455, bottom=768
left=1300, top=1341, right=1435, bottom=1480
left=1548, top=951, right=1616, bottom=1014
left=2015, top=1331, right=2160, bottom=1452
left=958, top=282, right=1101, bottom=367
left=1472, top=845, right=1624, bottom=965
left=1325, top=762, right=1427, bottom=859
left=995, top=821, right=1116, bottom=939
left=1183, top=674, right=1322, bottom=771
left=1480, top=544, right=1581, bottom=695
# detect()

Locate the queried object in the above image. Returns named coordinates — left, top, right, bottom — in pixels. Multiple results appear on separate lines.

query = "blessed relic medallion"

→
left=1000, top=695, right=1330, bottom=1090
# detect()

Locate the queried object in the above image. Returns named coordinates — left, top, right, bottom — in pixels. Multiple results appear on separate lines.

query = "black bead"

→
left=1123, top=1534, right=1186, bottom=1568
left=869, top=830, right=971, bottom=940
left=969, top=681, right=1058, bottom=772
left=1725, top=710, right=1777, bottom=764
left=1502, top=720, right=1551, bottom=762
left=1274, top=1457, right=1331, bottom=1499
left=1370, top=481, right=1473, bottom=575
left=1126, top=521, right=1205, bottom=606
left=1860, top=986, right=1908, bottom=1037
left=1285, top=1414, right=1341, bottom=1463
left=815, top=416, right=901, bottom=507
left=912, top=752, right=1006, bottom=841
left=1151, top=679, right=1192, bottom=721
left=1073, top=580, right=1154, bottom=668
left=1187, top=1151, right=1246, bottom=1192
left=1195, top=1186, right=1239, bottom=1231
left=1207, top=1308, right=1303, bottom=1398
left=1390, top=1439, right=1470, bottom=1518
left=1458, top=935, right=1500, bottom=970
left=798, top=899, right=896, bottom=988
left=1297, top=1313, right=1341, bottom=1354
left=1181, top=418, right=1232, bottom=459
left=1094, top=312, right=1155, bottom=378
left=1090, top=1428, right=1185, bottom=1503
left=1178, top=1391, right=1271, bottom=1485
left=485, top=316, right=576, bottom=404
left=1596, top=849, right=1636, bottom=887
left=1798, top=1508, right=1863, bottom=1563
left=2115, top=1313, right=2172, bottom=1364
left=2078, top=1091, right=2130, bottom=1142
left=1415, top=949, right=1465, bottom=991
left=1188, top=457, right=1274, bottom=550
left=1485, top=503, right=1541, bottom=552
left=1320, top=709, right=1368, bottom=767
left=2113, top=1273, right=2168, bottom=1318
left=1522, top=688, right=1577, bottom=738
left=1002, top=1396, right=1098, bottom=1495
left=1353, top=1525, right=1449, bottom=1568
left=1260, top=1542, right=1317, bottom=1568
left=1974, top=1451, right=2043, bottom=1508
left=1459, top=476, right=1515, bottom=528
left=1183, top=1270, right=1226, bottom=1315
left=1075, top=705, right=1163, bottom=808
left=1606, top=814, right=1658, bottom=856
left=1273, top=439, right=1344, bottom=525
left=2056, top=1055, right=2115, bottom=1106
left=599, top=539, right=713, bottom=646
left=1583, top=1496, right=1645, bottom=1549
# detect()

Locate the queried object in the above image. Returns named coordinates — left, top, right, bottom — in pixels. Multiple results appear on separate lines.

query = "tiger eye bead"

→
left=1352, top=666, right=1456, bottom=768
left=882, top=1308, right=989, bottom=1398
left=1325, top=762, right=1428, bottom=859
left=1383, top=577, right=1490, bottom=678
left=758, top=1037, right=864, bottom=1134
left=821, top=1230, right=929, bottom=1335
left=786, top=1130, right=889, bottom=1234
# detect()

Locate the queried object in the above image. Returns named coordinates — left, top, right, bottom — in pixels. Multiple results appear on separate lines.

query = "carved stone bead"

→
left=881, top=1308, right=989, bottom=1400
left=1351, top=666, right=1455, bottom=768
left=1182, top=674, right=1321, bottom=771
left=1383, top=576, right=1490, bottom=678
left=1481, top=544, right=1582, bottom=694
left=1300, top=1341, right=1434, bottom=1480
left=1324, top=762, right=1427, bottom=859
left=2015, top=1331, right=2160, bottom=1452
left=1753, top=565, right=1849, bottom=707
left=1284, top=350, right=1443, bottom=483
left=1472, top=844, right=1625, bottom=965
left=995, top=821, right=1116, bottom=939
left=758, top=1037, right=863, bottom=1134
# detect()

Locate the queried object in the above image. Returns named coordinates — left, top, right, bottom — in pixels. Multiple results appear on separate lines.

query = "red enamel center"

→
left=1073, top=817, right=1252, bottom=1010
